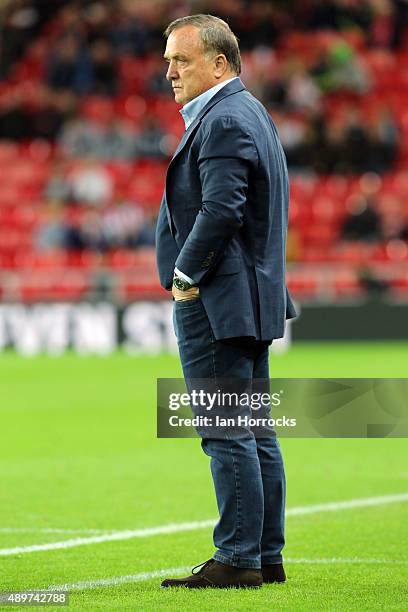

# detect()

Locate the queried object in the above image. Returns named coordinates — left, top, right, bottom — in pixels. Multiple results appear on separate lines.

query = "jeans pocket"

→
left=173, top=296, right=201, bottom=308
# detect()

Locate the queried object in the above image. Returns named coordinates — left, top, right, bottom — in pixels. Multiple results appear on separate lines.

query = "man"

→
left=156, top=14, right=296, bottom=589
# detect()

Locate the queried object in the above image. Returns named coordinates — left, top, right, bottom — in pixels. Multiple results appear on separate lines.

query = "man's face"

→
left=164, top=26, right=219, bottom=105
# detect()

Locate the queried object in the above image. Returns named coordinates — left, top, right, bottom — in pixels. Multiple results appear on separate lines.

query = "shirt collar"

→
left=180, top=77, right=239, bottom=130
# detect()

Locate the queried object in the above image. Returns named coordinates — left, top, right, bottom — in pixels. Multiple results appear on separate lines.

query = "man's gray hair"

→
left=164, top=14, right=241, bottom=75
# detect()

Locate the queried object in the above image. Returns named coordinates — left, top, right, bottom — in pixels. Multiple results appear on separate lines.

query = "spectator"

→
left=341, top=194, right=382, bottom=241
left=134, top=213, right=157, bottom=247
left=34, top=202, right=67, bottom=251
left=378, top=195, right=408, bottom=240
left=307, top=0, right=371, bottom=32
left=70, top=159, right=113, bottom=206
left=240, top=47, right=279, bottom=107
left=58, top=117, right=102, bottom=158
left=240, top=1, right=279, bottom=49
left=392, top=0, right=408, bottom=48
left=263, top=75, right=288, bottom=110
left=58, top=115, right=135, bottom=160
left=110, top=5, right=150, bottom=56
left=88, top=263, right=116, bottom=300
left=369, top=0, right=395, bottom=47
left=135, top=115, right=169, bottom=159
left=273, top=112, right=309, bottom=169
left=101, top=193, right=145, bottom=249
left=369, top=105, right=399, bottom=172
left=30, top=88, right=77, bottom=141
left=0, top=0, right=39, bottom=78
left=98, top=118, right=135, bottom=160
left=47, top=34, right=92, bottom=94
left=342, top=108, right=373, bottom=173
left=88, top=38, right=118, bottom=96
left=0, top=91, right=30, bottom=140
left=83, top=1, right=112, bottom=43
left=78, top=206, right=105, bottom=250
left=49, top=3, right=85, bottom=41
left=44, top=160, right=73, bottom=203
left=64, top=218, right=85, bottom=251
left=311, top=41, right=371, bottom=94
left=147, top=55, right=175, bottom=95
left=284, top=60, right=322, bottom=112
left=308, top=114, right=345, bottom=173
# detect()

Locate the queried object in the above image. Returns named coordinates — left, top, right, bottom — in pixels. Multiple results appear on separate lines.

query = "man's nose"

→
left=166, top=61, right=178, bottom=81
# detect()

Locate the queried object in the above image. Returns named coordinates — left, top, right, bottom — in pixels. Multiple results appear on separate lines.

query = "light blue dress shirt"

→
left=179, top=77, right=238, bottom=130
left=175, top=77, right=239, bottom=285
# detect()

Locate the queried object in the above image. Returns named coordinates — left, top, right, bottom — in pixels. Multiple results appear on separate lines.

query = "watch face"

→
left=173, top=277, right=190, bottom=291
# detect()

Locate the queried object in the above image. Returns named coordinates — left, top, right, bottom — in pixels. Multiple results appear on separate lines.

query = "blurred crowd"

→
left=0, top=1, right=405, bottom=149
left=341, top=185, right=408, bottom=243
left=275, top=104, right=398, bottom=174
left=0, top=0, right=407, bottom=259
left=2, top=0, right=408, bottom=77
left=35, top=158, right=157, bottom=252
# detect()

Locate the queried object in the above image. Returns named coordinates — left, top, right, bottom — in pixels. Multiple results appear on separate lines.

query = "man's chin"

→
left=174, top=90, right=184, bottom=104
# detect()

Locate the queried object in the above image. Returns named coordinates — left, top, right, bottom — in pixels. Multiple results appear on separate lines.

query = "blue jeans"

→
left=173, top=297, right=286, bottom=569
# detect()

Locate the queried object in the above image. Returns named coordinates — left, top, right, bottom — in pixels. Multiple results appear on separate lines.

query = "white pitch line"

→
left=0, top=520, right=215, bottom=557
left=1, top=492, right=407, bottom=558
left=0, top=528, right=112, bottom=535
left=48, top=558, right=408, bottom=592
left=285, top=492, right=408, bottom=516
left=48, top=566, right=191, bottom=591
left=3, top=491, right=407, bottom=536
left=286, top=557, right=408, bottom=565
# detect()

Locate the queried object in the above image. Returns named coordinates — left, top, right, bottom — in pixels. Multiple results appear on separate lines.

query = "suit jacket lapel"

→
left=161, top=190, right=174, bottom=235
left=169, top=116, right=201, bottom=162
left=169, top=78, right=246, bottom=165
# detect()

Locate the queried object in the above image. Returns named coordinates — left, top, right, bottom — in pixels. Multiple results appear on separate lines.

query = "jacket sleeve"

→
left=174, top=115, right=258, bottom=284
left=155, top=197, right=179, bottom=290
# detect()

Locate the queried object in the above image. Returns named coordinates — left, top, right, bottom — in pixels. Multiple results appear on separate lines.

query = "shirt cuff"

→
left=174, top=267, right=195, bottom=285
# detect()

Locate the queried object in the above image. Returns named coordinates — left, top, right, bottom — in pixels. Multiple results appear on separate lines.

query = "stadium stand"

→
left=0, top=0, right=407, bottom=304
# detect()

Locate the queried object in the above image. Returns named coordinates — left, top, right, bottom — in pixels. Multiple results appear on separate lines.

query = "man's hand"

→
left=172, top=285, right=200, bottom=301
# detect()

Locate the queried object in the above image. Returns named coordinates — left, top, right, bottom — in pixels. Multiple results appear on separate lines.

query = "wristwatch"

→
left=173, top=276, right=193, bottom=291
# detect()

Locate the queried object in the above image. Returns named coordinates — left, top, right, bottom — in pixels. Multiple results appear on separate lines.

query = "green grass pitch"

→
left=0, top=342, right=407, bottom=610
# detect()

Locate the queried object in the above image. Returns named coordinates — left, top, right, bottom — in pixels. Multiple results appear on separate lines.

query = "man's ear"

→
left=214, top=54, right=229, bottom=79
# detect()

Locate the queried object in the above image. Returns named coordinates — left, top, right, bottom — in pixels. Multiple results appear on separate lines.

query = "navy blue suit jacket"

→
left=155, top=78, right=296, bottom=341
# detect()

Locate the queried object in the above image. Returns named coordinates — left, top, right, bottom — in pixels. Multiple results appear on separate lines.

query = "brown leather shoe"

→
left=262, top=563, right=286, bottom=584
left=161, top=559, right=263, bottom=589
